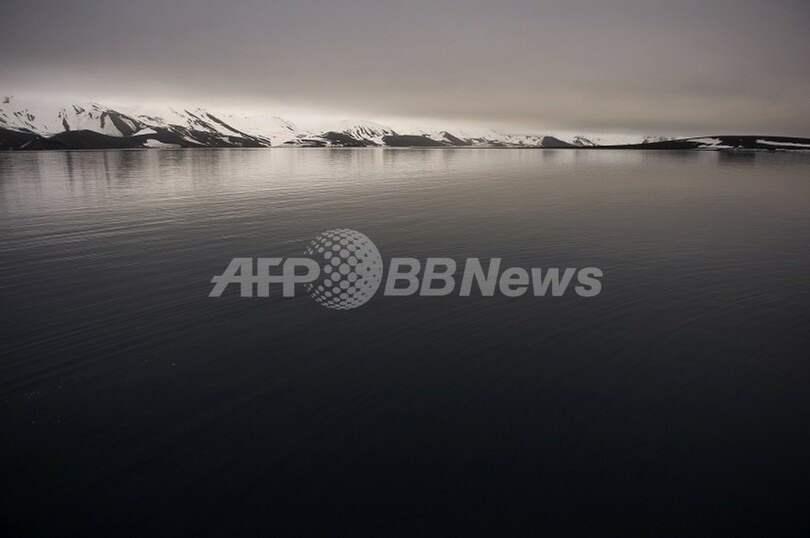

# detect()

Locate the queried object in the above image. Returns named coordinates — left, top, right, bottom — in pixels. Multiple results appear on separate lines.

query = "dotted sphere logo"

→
left=304, top=229, right=383, bottom=309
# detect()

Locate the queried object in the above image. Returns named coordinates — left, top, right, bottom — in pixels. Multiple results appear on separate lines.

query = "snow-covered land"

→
left=1, top=96, right=806, bottom=151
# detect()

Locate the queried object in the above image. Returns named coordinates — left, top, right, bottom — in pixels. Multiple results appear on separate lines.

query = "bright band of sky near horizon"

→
left=2, top=0, right=809, bottom=136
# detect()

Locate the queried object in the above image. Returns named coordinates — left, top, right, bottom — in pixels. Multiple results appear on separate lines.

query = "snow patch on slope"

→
left=756, top=138, right=810, bottom=148
left=690, top=137, right=733, bottom=149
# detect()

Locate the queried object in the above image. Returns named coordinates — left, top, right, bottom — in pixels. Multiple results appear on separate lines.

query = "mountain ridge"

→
left=1, top=97, right=808, bottom=151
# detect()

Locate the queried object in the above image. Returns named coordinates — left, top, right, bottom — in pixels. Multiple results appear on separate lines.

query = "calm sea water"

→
left=2, top=149, right=809, bottom=535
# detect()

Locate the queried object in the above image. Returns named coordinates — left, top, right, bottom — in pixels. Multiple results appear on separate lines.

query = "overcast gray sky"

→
left=2, top=0, right=809, bottom=136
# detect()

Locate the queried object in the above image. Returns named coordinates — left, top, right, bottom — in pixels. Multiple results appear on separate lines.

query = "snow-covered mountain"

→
left=0, top=97, right=287, bottom=148
left=0, top=96, right=596, bottom=149
left=127, top=105, right=300, bottom=147
left=1, top=96, right=807, bottom=151
left=571, top=134, right=674, bottom=146
left=0, top=97, right=141, bottom=137
left=330, top=120, right=396, bottom=145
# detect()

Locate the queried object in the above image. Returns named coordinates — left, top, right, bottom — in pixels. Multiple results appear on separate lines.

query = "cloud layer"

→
left=2, top=0, right=809, bottom=135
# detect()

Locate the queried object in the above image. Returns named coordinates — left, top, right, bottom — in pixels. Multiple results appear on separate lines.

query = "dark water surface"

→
left=2, top=149, right=809, bottom=535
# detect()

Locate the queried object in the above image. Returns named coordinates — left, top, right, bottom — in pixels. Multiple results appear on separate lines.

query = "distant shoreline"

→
left=2, top=129, right=808, bottom=152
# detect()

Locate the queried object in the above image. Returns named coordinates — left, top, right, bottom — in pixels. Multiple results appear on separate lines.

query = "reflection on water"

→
left=1, top=149, right=809, bottom=534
